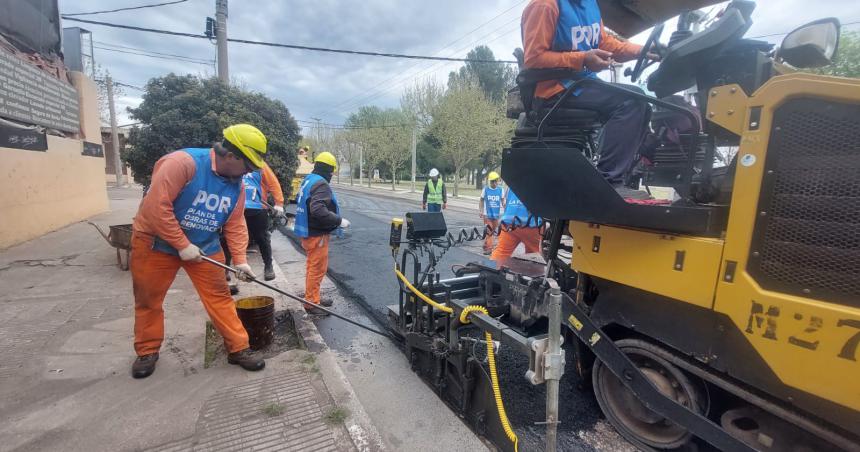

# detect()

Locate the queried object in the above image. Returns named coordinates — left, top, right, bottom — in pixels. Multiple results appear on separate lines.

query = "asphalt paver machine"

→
left=388, top=1, right=859, bottom=451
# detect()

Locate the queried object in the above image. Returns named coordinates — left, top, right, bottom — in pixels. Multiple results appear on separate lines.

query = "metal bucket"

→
left=235, top=296, right=275, bottom=350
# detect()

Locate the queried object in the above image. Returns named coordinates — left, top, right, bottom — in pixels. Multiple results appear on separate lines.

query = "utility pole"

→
left=359, top=144, right=364, bottom=186
left=106, top=74, right=124, bottom=187
left=215, top=0, right=229, bottom=83
left=410, top=127, right=417, bottom=192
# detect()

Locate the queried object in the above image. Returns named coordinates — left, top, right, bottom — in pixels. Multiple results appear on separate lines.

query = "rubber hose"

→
left=394, top=266, right=453, bottom=314
left=460, top=305, right=519, bottom=452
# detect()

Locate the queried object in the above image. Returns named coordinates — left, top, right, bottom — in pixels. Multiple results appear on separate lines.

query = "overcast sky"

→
left=59, top=0, right=859, bottom=131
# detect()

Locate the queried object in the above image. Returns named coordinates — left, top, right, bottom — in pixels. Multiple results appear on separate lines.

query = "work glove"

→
left=273, top=205, right=285, bottom=217
left=178, top=244, right=202, bottom=262
left=235, top=263, right=256, bottom=282
left=339, top=218, right=351, bottom=229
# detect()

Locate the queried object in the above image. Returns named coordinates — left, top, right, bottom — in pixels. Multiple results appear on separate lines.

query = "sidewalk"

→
left=0, top=186, right=383, bottom=452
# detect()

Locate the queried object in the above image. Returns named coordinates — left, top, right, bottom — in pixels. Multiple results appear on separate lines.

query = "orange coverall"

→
left=131, top=150, right=250, bottom=356
left=490, top=227, right=542, bottom=264
left=301, top=235, right=329, bottom=305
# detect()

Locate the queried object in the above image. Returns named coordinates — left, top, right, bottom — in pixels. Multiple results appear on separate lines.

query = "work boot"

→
left=227, top=348, right=265, bottom=371
left=305, top=305, right=329, bottom=316
left=320, top=298, right=333, bottom=307
left=263, top=263, right=276, bottom=281
left=131, top=353, right=159, bottom=379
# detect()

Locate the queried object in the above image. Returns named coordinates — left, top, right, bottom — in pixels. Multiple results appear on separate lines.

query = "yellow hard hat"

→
left=488, top=171, right=500, bottom=181
left=223, top=124, right=268, bottom=169
left=315, top=151, right=337, bottom=169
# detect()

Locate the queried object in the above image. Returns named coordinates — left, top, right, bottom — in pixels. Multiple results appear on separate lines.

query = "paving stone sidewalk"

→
left=0, top=186, right=382, bottom=452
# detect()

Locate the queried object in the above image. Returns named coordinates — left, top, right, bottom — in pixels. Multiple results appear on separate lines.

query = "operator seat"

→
left=507, top=49, right=602, bottom=153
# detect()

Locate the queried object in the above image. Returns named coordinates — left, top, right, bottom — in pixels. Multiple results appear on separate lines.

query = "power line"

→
left=93, top=45, right=215, bottom=65
left=321, top=15, right=522, bottom=119
left=316, top=1, right=525, bottom=118
left=748, top=20, right=859, bottom=39
left=296, top=119, right=410, bottom=130
left=61, top=16, right=518, bottom=64
left=63, top=0, right=189, bottom=17
left=94, top=40, right=214, bottom=63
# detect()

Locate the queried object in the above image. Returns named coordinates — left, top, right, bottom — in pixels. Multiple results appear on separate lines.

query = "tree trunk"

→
left=475, top=168, right=483, bottom=189
left=349, top=164, right=354, bottom=186
left=367, top=169, right=372, bottom=188
left=453, top=166, right=460, bottom=198
left=392, top=166, right=397, bottom=191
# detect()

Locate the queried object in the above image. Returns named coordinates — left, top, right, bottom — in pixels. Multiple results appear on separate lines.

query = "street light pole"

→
left=106, top=74, right=124, bottom=187
left=410, top=127, right=417, bottom=193
left=215, top=0, right=229, bottom=83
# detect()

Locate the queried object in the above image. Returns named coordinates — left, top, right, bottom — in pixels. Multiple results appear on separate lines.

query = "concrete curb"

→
left=268, top=244, right=386, bottom=452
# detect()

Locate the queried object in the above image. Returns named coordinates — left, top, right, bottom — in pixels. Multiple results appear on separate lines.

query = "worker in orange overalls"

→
left=293, top=152, right=350, bottom=315
left=129, top=124, right=267, bottom=379
left=479, top=171, right=504, bottom=255
left=490, top=187, right=543, bottom=266
left=222, top=161, right=285, bottom=295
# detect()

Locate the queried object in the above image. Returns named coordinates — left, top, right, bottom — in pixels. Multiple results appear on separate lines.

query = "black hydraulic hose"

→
left=201, top=256, right=392, bottom=338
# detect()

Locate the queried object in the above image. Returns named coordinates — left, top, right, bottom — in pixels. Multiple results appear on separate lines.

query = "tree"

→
left=401, top=77, right=444, bottom=131
left=430, top=83, right=509, bottom=197
left=373, top=109, right=412, bottom=190
left=447, top=46, right=516, bottom=103
left=124, top=74, right=301, bottom=198
left=345, top=106, right=385, bottom=188
left=813, top=31, right=860, bottom=78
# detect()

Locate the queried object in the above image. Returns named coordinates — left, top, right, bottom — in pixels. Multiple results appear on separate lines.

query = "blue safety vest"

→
left=553, top=0, right=603, bottom=91
left=242, top=170, right=264, bottom=210
left=294, top=173, right=340, bottom=238
left=482, top=186, right=503, bottom=219
left=501, top=189, right=541, bottom=227
left=152, top=148, right=242, bottom=256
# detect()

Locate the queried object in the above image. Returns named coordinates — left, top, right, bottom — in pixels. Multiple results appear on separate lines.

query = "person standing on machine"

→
left=422, top=168, right=447, bottom=212
left=490, top=187, right=543, bottom=266
left=128, top=124, right=267, bottom=379
left=479, top=172, right=504, bottom=255
left=294, top=152, right=350, bottom=315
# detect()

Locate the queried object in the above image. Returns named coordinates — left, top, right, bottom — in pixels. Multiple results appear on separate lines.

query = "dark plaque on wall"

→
left=0, top=49, right=80, bottom=132
left=0, top=123, right=47, bottom=151
left=82, top=141, right=103, bottom=157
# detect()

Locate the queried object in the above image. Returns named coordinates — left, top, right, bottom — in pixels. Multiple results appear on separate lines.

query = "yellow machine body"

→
left=570, top=72, right=860, bottom=434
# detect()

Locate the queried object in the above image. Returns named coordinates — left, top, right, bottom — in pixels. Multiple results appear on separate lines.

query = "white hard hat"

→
left=429, top=168, right=439, bottom=177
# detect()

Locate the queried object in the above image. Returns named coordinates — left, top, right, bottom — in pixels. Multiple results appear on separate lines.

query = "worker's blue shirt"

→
left=554, top=0, right=602, bottom=93
left=482, top=186, right=503, bottom=219
left=501, top=189, right=541, bottom=227
left=294, top=173, right=340, bottom=238
left=242, top=170, right=264, bottom=210
left=153, top=147, right=242, bottom=256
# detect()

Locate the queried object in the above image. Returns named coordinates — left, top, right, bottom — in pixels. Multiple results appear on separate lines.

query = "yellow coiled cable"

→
left=460, top=305, right=519, bottom=452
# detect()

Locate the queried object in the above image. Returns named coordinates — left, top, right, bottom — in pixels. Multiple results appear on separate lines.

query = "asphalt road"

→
left=282, top=188, right=633, bottom=452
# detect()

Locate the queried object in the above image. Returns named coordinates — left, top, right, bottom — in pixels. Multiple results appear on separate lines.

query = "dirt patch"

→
left=204, top=310, right=302, bottom=367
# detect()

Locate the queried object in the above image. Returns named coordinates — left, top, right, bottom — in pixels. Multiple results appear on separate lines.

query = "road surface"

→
left=282, top=186, right=632, bottom=452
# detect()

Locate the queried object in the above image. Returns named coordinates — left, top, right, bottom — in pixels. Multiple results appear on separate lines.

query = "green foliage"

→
left=812, top=31, right=860, bottom=78
left=430, top=83, right=510, bottom=197
left=123, top=74, right=302, bottom=198
left=262, top=402, right=285, bottom=417
left=447, top=46, right=516, bottom=103
left=323, top=406, right=349, bottom=425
